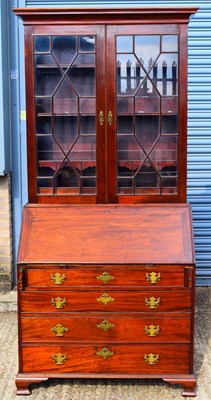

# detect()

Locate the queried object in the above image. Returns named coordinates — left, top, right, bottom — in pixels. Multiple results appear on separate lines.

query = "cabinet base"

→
left=16, top=373, right=196, bottom=397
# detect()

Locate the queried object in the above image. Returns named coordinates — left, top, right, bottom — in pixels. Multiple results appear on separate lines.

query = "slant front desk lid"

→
left=18, top=204, right=195, bottom=265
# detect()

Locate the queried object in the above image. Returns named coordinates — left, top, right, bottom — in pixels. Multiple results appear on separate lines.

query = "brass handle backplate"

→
left=51, top=297, right=66, bottom=309
left=96, top=347, right=114, bottom=359
left=50, top=272, right=66, bottom=285
left=51, top=323, right=69, bottom=337
left=96, top=271, right=115, bottom=284
left=144, top=353, right=159, bottom=365
left=146, top=272, right=161, bottom=284
left=108, top=110, right=113, bottom=126
left=97, top=293, right=115, bottom=305
left=145, top=324, right=160, bottom=337
left=145, top=296, right=160, bottom=309
left=52, top=353, right=67, bottom=365
left=99, top=111, right=104, bottom=126
left=97, top=319, right=115, bottom=332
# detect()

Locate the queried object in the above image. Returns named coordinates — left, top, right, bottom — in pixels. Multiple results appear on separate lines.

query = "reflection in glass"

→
left=37, top=135, right=64, bottom=161
left=135, top=35, right=160, bottom=71
left=34, top=36, right=50, bottom=53
left=70, top=136, right=96, bottom=161
left=55, top=161, right=79, bottom=188
left=150, top=135, right=177, bottom=162
left=116, top=36, right=133, bottom=53
left=80, top=116, right=96, bottom=135
left=117, top=116, right=133, bottom=135
left=162, top=97, right=178, bottom=114
left=149, top=54, right=178, bottom=96
left=117, top=97, right=134, bottom=114
left=79, top=36, right=95, bottom=52
left=162, top=35, right=178, bottom=52
left=135, top=116, right=160, bottom=152
left=52, top=36, right=77, bottom=66
left=162, top=115, right=178, bottom=134
left=80, top=98, right=95, bottom=115
left=135, top=160, right=159, bottom=188
left=117, top=54, right=145, bottom=95
left=36, top=98, right=52, bottom=114
left=36, top=116, right=52, bottom=135
left=118, top=135, right=145, bottom=161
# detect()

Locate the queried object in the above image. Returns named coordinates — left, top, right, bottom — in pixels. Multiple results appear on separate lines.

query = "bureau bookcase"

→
left=14, top=7, right=198, bottom=396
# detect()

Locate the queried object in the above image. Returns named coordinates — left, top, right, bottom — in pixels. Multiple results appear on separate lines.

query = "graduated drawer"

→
left=21, top=343, right=191, bottom=374
left=21, top=315, right=191, bottom=343
left=22, top=265, right=193, bottom=288
left=20, top=290, right=191, bottom=313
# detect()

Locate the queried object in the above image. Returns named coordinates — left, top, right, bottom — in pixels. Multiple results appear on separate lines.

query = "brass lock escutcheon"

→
left=96, top=347, right=114, bottom=359
left=108, top=110, right=113, bottom=126
left=51, top=323, right=69, bottom=337
left=97, top=319, right=115, bottom=332
left=146, top=272, right=161, bottom=284
left=97, top=293, right=115, bottom=305
left=51, top=297, right=66, bottom=309
left=144, top=353, right=159, bottom=365
left=52, top=353, right=67, bottom=365
left=96, top=271, right=115, bottom=284
left=99, top=111, right=104, bottom=126
left=145, top=324, right=160, bottom=337
left=50, top=272, right=66, bottom=285
left=145, top=296, right=160, bottom=309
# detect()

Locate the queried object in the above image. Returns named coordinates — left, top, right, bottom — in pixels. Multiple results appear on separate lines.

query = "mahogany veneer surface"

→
left=18, top=204, right=194, bottom=265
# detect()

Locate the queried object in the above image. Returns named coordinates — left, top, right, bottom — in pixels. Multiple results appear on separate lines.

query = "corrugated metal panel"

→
left=22, top=1, right=211, bottom=286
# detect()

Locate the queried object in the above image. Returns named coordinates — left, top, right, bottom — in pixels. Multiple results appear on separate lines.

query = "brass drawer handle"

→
left=96, top=271, right=115, bottom=284
left=51, top=297, right=66, bottom=309
left=144, top=353, right=159, bottom=365
left=145, top=325, right=160, bottom=337
left=108, top=110, right=113, bottom=126
left=52, top=353, right=67, bottom=365
left=51, top=323, right=69, bottom=337
left=145, top=296, right=160, bottom=309
left=50, top=272, right=66, bottom=285
left=97, top=319, right=115, bottom=332
left=146, top=272, right=161, bottom=284
left=99, top=110, right=104, bottom=126
left=96, top=347, right=114, bottom=359
left=97, top=293, right=115, bottom=305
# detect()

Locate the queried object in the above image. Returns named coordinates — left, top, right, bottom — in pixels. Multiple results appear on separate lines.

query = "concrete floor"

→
left=0, top=287, right=210, bottom=400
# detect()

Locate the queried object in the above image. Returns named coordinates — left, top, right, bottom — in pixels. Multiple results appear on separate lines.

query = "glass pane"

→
left=135, top=35, right=160, bottom=71
left=80, top=116, right=96, bottom=135
left=52, top=36, right=77, bottom=66
left=55, top=161, right=79, bottom=188
left=36, top=116, right=52, bottom=134
left=135, top=160, right=159, bottom=188
left=162, top=97, right=178, bottom=114
left=117, top=97, right=134, bottom=114
left=117, top=135, right=145, bottom=161
left=54, top=116, right=78, bottom=152
left=79, top=36, right=95, bottom=52
left=69, top=136, right=96, bottom=161
left=35, top=54, right=63, bottom=96
left=36, top=98, right=52, bottom=114
left=162, top=115, right=178, bottom=134
left=80, top=98, right=95, bottom=114
left=135, top=116, right=160, bottom=152
left=117, top=116, right=133, bottom=135
left=149, top=54, right=178, bottom=96
left=150, top=136, right=177, bottom=162
left=162, top=35, right=178, bottom=52
left=34, top=36, right=50, bottom=53
left=116, top=36, right=133, bottom=53
left=117, top=54, right=146, bottom=96
left=68, top=54, right=95, bottom=96
left=37, top=136, right=64, bottom=161
left=53, top=79, right=78, bottom=115
left=135, top=81, right=160, bottom=114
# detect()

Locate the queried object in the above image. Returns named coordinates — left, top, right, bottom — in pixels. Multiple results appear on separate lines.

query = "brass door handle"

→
left=108, top=110, right=113, bottom=126
left=99, top=111, right=104, bottom=126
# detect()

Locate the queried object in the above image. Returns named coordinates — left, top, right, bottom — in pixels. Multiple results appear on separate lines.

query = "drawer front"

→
left=20, top=291, right=191, bottom=313
left=21, top=344, right=191, bottom=374
left=24, top=266, right=190, bottom=288
left=21, top=315, right=191, bottom=343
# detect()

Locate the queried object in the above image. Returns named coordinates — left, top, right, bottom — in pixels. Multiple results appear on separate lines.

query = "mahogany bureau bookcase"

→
left=14, top=7, right=198, bottom=397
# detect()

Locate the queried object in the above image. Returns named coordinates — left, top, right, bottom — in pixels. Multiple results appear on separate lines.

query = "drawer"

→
left=21, top=315, right=191, bottom=343
left=20, top=291, right=191, bottom=313
left=21, top=344, right=191, bottom=374
left=23, top=265, right=192, bottom=289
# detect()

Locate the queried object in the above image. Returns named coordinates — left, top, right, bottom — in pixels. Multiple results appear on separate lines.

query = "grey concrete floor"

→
left=0, top=287, right=210, bottom=400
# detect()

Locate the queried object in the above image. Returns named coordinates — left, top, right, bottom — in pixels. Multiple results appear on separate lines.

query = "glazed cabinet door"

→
left=25, top=25, right=106, bottom=203
left=106, top=24, right=188, bottom=203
